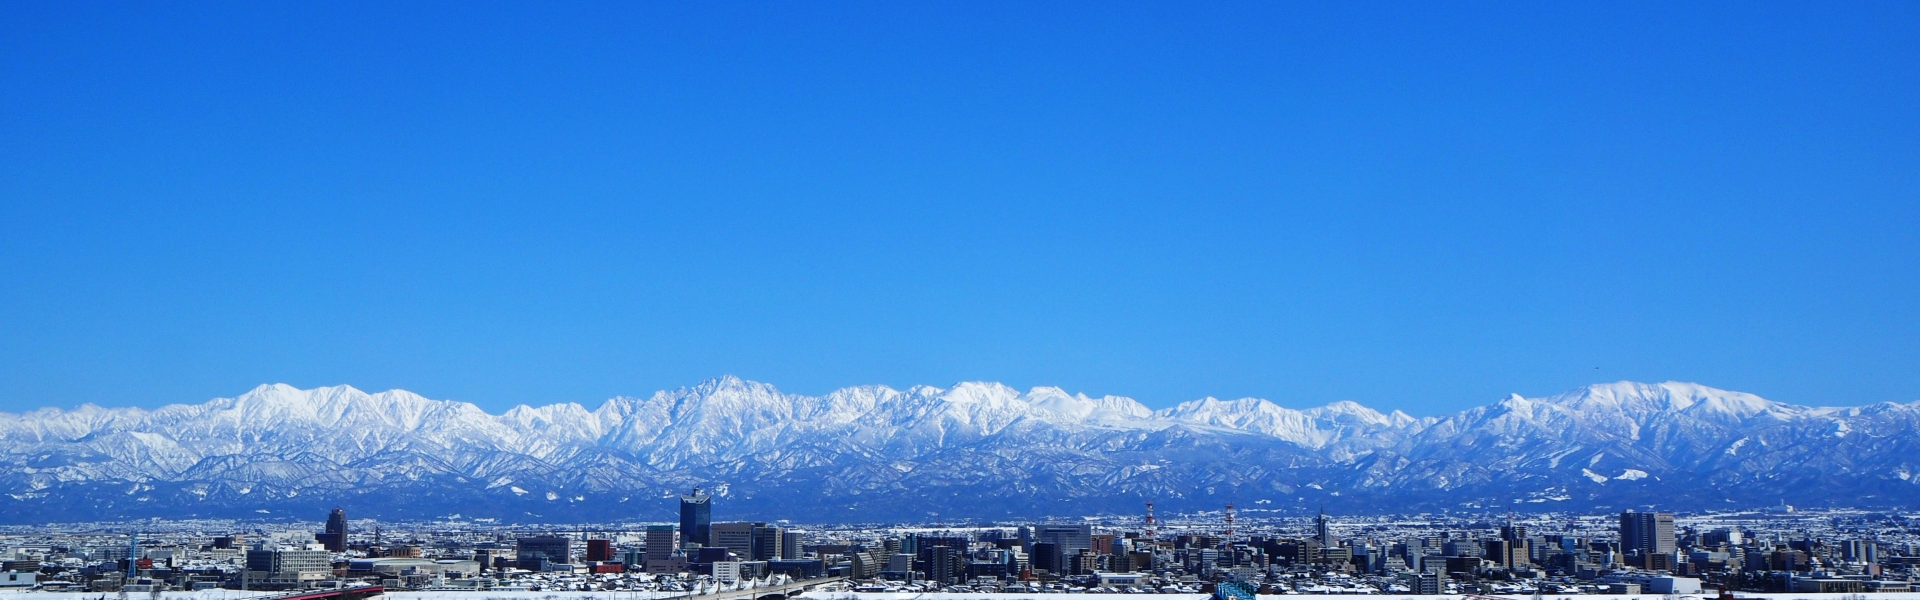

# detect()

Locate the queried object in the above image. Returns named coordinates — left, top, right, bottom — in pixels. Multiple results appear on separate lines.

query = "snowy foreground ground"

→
left=9, top=593, right=1920, bottom=600
left=808, top=595, right=1920, bottom=600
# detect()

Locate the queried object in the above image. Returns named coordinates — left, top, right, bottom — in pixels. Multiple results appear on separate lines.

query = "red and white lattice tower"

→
left=1144, top=501, right=1158, bottom=539
left=1223, top=503, right=1237, bottom=539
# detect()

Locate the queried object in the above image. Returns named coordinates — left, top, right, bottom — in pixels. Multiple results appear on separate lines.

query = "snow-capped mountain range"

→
left=1, top=377, right=1915, bottom=523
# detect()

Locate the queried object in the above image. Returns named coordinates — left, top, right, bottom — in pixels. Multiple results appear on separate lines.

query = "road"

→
left=664, top=576, right=847, bottom=600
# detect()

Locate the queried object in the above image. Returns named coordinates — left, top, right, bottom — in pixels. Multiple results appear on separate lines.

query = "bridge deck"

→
left=668, top=576, right=846, bottom=600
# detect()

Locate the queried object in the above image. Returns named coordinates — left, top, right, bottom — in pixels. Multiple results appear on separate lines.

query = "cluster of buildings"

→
left=0, top=498, right=1917, bottom=596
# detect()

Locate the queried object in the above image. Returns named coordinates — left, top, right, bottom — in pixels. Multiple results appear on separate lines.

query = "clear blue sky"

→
left=2, top=2, right=1916, bottom=414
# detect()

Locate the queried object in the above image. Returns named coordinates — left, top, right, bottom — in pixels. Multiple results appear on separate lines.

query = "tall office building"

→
left=1701, top=528, right=1744, bottom=547
left=642, top=525, right=686, bottom=573
left=780, top=531, right=802, bottom=561
left=1315, top=510, right=1335, bottom=547
left=1838, top=540, right=1874, bottom=563
left=1501, top=524, right=1528, bottom=541
left=315, top=508, right=348, bottom=552
left=1485, top=539, right=1530, bottom=568
left=1031, top=542, right=1064, bottom=574
left=645, top=525, right=679, bottom=557
left=929, top=546, right=960, bottom=584
left=1090, top=534, right=1116, bottom=555
left=887, top=553, right=914, bottom=574
left=751, top=524, right=784, bottom=560
left=516, top=536, right=572, bottom=570
left=586, top=539, right=614, bottom=563
left=710, top=522, right=761, bottom=559
left=1619, top=511, right=1676, bottom=555
left=680, top=489, right=713, bottom=547
left=1491, top=513, right=1530, bottom=567
left=1036, top=524, right=1093, bottom=554
left=1501, top=512, right=1528, bottom=543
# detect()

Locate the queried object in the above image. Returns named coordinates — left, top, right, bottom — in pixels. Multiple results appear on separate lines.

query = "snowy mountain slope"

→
left=0, top=377, right=1915, bottom=522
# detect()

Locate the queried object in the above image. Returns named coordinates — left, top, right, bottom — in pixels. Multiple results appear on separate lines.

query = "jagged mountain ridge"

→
left=0, top=378, right=1915, bottom=523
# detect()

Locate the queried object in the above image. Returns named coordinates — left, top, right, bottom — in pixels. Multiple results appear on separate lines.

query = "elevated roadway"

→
left=667, top=576, right=846, bottom=600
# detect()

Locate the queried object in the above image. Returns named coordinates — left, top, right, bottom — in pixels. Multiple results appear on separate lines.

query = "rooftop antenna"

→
left=1144, top=501, right=1158, bottom=539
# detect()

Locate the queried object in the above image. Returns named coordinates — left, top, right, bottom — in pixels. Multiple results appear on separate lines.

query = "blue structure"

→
left=680, top=489, right=712, bottom=546
left=1214, top=578, right=1257, bottom=600
left=126, top=532, right=138, bottom=578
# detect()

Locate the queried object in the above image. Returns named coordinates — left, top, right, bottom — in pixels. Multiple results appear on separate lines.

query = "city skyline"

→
left=5, top=498, right=1916, bottom=596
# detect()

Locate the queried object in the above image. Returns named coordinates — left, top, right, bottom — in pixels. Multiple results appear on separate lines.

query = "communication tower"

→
left=1144, top=501, right=1157, bottom=539
left=1223, top=503, right=1237, bottom=539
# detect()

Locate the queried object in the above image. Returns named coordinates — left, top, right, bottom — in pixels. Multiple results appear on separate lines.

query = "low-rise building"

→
left=245, top=548, right=331, bottom=588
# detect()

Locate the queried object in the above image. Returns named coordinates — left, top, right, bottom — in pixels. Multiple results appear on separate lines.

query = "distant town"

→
left=2, top=492, right=1918, bottom=598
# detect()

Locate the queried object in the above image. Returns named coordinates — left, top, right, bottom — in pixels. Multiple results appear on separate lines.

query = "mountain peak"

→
left=693, top=374, right=769, bottom=393
left=1024, top=387, right=1153, bottom=421
left=4, top=378, right=1913, bottom=522
left=1306, top=399, right=1393, bottom=426
left=1548, top=380, right=1787, bottom=421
